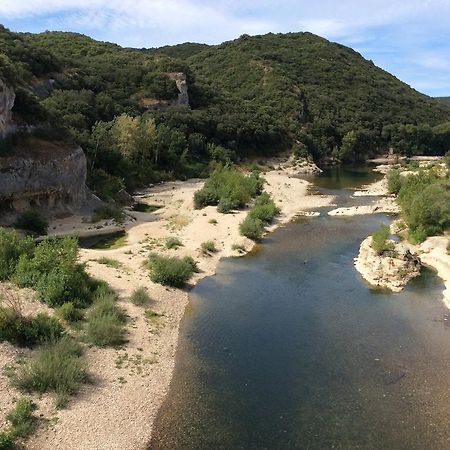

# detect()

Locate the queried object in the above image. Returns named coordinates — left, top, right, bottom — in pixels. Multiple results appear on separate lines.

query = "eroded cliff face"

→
left=354, top=236, right=421, bottom=292
left=0, top=142, right=96, bottom=212
left=167, top=72, right=190, bottom=107
left=0, top=78, right=15, bottom=138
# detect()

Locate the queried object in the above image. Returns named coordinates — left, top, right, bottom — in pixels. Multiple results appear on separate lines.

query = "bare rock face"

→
left=0, top=142, right=97, bottom=213
left=354, top=236, right=421, bottom=292
left=0, top=78, right=16, bottom=138
left=167, top=72, right=190, bottom=107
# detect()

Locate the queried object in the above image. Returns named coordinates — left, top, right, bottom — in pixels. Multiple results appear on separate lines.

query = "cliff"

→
left=0, top=140, right=97, bottom=213
left=0, top=79, right=15, bottom=138
left=354, top=236, right=421, bottom=291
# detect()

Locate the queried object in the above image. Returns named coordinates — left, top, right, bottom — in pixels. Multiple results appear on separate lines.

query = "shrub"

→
left=55, top=302, right=84, bottom=323
left=371, top=224, right=395, bottom=255
left=217, top=197, right=236, bottom=213
left=0, top=229, right=34, bottom=281
left=396, top=172, right=450, bottom=243
left=194, top=165, right=264, bottom=211
left=91, top=205, right=124, bottom=223
left=248, top=192, right=279, bottom=224
left=6, top=397, right=36, bottom=438
left=85, top=289, right=126, bottom=347
left=96, top=257, right=122, bottom=269
left=14, top=210, right=48, bottom=236
left=387, top=169, right=403, bottom=195
left=130, top=287, right=150, bottom=306
left=208, top=218, right=218, bottom=225
left=0, top=431, right=14, bottom=449
left=14, top=337, right=87, bottom=407
left=147, top=253, right=195, bottom=288
left=13, top=236, right=96, bottom=307
left=165, top=237, right=183, bottom=250
left=239, top=216, right=264, bottom=241
left=0, top=308, right=64, bottom=347
left=201, top=240, right=217, bottom=255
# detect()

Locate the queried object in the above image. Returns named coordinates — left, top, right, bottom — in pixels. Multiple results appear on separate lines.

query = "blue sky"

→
left=1, top=0, right=449, bottom=96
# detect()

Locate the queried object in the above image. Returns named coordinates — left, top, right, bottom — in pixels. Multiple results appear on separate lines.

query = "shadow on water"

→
left=150, top=166, right=450, bottom=450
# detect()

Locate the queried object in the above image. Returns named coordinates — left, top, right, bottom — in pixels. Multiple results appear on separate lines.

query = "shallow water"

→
left=150, top=167, right=450, bottom=450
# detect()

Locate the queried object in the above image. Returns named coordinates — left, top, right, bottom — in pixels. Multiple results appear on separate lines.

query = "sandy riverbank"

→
left=17, top=163, right=332, bottom=449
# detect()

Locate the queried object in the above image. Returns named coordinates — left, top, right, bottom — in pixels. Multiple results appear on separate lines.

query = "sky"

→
left=0, top=0, right=449, bottom=96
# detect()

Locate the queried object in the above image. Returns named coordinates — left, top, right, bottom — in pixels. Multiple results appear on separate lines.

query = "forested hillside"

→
left=436, top=97, right=450, bottom=107
left=1, top=26, right=450, bottom=200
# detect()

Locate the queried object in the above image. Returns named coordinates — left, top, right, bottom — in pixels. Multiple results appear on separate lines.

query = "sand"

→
left=18, top=164, right=332, bottom=449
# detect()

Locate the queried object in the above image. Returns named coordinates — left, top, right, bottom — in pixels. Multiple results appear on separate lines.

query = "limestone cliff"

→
left=0, top=140, right=97, bottom=213
left=167, top=72, right=190, bottom=107
left=354, top=236, right=421, bottom=292
left=0, top=78, right=15, bottom=138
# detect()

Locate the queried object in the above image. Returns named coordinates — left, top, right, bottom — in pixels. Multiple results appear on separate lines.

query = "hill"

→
left=436, top=97, right=450, bottom=107
left=1, top=26, right=450, bottom=199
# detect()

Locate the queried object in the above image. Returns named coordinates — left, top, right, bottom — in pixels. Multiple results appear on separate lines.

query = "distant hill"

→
left=1, top=26, right=449, bottom=198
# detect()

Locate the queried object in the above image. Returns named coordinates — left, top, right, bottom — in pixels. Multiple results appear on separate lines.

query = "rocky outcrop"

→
left=167, top=72, right=189, bottom=107
left=0, top=79, right=15, bottom=138
left=354, top=236, right=421, bottom=291
left=0, top=141, right=98, bottom=213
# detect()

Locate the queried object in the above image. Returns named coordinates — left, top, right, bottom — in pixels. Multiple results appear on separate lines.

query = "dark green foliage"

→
left=387, top=169, right=403, bottom=194
left=147, top=253, right=196, bottom=287
left=85, top=287, right=126, bottom=347
left=6, top=397, right=36, bottom=438
left=239, top=216, right=264, bottom=241
left=395, top=172, right=450, bottom=243
left=371, top=225, right=395, bottom=255
left=194, top=165, right=263, bottom=210
left=14, top=210, right=48, bottom=235
left=0, top=229, right=34, bottom=281
left=13, top=236, right=96, bottom=307
left=0, top=431, right=14, bottom=449
left=91, top=205, right=125, bottom=223
left=55, top=302, right=84, bottom=323
left=248, top=192, right=279, bottom=224
left=130, top=287, right=150, bottom=306
left=14, top=337, right=87, bottom=405
left=0, top=308, right=63, bottom=347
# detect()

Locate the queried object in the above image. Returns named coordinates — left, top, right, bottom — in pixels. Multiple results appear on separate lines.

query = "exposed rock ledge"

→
left=0, top=140, right=99, bottom=214
left=0, top=78, right=15, bottom=138
left=354, top=236, right=421, bottom=292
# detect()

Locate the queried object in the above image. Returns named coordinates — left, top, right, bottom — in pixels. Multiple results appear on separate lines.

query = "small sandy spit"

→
left=0, top=159, right=332, bottom=450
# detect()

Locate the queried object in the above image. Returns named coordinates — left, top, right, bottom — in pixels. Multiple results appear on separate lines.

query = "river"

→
left=150, top=166, right=450, bottom=450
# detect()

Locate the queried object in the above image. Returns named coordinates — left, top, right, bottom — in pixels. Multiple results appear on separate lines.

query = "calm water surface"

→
left=150, top=166, right=450, bottom=450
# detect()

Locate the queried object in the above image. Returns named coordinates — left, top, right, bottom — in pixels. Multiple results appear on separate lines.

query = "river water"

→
left=150, top=167, right=450, bottom=450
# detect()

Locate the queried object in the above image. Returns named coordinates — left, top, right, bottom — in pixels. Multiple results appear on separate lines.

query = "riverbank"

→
left=352, top=161, right=450, bottom=305
left=22, top=161, right=332, bottom=449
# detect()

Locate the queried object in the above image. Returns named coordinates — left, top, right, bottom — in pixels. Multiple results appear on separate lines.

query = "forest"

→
left=1, top=25, right=450, bottom=199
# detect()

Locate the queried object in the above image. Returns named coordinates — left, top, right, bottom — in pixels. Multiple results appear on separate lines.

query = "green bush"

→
left=14, top=210, right=48, bottom=236
left=14, top=337, right=87, bottom=406
left=96, top=257, right=122, bottom=269
left=396, top=172, right=450, bottom=243
left=6, top=397, right=36, bottom=438
left=147, top=253, right=196, bottom=288
left=0, top=431, right=14, bottom=449
left=165, top=237, right=183, bottom=250
left=13, top=236, right=96, bottom=307
left=85, top=289, right=126, bottom=347
left=0, top=229, right=34, bottom=281
left=91, top=205, right=125, bottom=223
left=239, top=216, right=264, bottom=241
left=200, top=240, right=217, bottom=255
left=194, top=165, right=264, bottom=211
left=130, top=287, right=150, bottom=306
left=387, top=169, right=403, bottom=194
left=371, top=224, right=395, bottom=255
left=55, top=302, right=84, bottom=323
left=0, top=308, right=64, bottom=347
left=248, top=192, right=279, bottom=224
